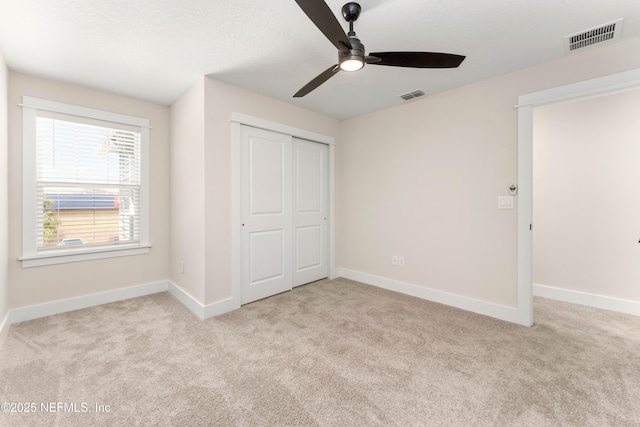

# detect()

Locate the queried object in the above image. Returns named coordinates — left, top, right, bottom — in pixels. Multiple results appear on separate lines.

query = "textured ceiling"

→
left=1, top=0, right=639, bottom=120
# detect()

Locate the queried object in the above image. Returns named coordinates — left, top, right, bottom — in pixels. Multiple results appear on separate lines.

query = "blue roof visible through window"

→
left=45, top=194, right=119, bottom=209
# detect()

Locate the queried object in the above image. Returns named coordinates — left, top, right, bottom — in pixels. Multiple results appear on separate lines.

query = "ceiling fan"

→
left=293, top=0, right=466, bottom=97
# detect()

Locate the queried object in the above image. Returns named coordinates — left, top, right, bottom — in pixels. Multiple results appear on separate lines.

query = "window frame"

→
left=21, top=96, right=150, bottom=267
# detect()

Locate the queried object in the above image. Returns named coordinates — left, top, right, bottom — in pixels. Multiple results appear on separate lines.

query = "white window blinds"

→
left=36, top=116, right=142, bottom=250
left=22, top=96, right=150, bottom=267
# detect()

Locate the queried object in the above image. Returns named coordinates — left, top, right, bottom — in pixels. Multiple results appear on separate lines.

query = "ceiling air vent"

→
left=400, top=90, right=425, bottom=101
left=564, top=19, right=623, bottom=53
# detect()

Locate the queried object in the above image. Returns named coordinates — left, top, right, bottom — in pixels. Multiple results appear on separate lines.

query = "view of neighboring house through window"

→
left=21, top=96, right=150, bottom=267
left=38, top=119, right=140, bottom=248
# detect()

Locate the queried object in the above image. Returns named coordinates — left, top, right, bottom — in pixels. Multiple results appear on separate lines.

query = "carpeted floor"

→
left=1, top=278, right=639, bottom=426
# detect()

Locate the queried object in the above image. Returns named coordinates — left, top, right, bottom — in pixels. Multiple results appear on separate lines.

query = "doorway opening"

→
left=517, top=68, right=640, bottom=325
left=533, top=88, right=640, bottom=314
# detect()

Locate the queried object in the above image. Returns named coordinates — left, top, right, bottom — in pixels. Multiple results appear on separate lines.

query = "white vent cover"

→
left=400, top=90, right=425, bottom=101
left=564, top=19, right=623, bottom=53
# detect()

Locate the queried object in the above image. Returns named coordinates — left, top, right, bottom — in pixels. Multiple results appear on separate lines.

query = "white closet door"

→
left=241, top=126, right=292, bottom=304
left=293, top=138, right=329, bottom=286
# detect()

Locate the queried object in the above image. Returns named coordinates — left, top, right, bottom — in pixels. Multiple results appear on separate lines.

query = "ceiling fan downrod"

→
left=342, top=2, right=361, bottom=35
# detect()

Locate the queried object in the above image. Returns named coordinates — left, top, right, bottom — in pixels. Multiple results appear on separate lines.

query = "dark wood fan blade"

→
left=293, top=64, right=340, bottom=97
left=295, top=0, right=351, bottom=51
left=368, top=52, right=465, bottom=68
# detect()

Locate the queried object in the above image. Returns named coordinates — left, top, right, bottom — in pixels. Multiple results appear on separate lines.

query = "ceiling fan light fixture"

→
left=338, top=34, right=365, bottom=72
left=339, top=56, right=364, bottom=71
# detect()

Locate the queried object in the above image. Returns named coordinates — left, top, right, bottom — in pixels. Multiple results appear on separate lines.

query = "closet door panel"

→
left=293, top=138, right=329, bottom=286
left=241, top=126, right=292, bottom=304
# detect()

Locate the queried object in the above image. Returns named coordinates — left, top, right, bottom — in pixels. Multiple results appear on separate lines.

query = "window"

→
left=21, top=97, right=150, bottom=267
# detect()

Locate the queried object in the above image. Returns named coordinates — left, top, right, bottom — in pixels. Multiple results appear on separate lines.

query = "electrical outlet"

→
left=392, top=256, right=398, bottom=266
left=398, top=256, right=405, bottom=267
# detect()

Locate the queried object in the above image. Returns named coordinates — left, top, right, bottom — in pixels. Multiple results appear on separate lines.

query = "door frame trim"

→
left=230, top=113, right=336, bottom=305
left=517, top=67, right=640, bottom=326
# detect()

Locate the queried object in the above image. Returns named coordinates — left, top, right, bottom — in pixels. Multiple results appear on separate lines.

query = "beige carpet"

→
left=1, top=278, right=639, bottom=426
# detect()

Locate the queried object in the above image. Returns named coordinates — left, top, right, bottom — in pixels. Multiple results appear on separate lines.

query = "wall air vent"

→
left=564, top=19, right=623, bottom=53
left=400, top=90, right=425, bottom=101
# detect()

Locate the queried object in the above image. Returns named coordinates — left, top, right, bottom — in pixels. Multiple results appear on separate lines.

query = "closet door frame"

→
left=231, top=113, right=336, bottom=305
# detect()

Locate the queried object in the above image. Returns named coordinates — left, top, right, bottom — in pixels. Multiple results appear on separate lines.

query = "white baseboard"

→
left=0, top=310, right=10, bottom=350
left=3, top=279, right=240, bottom=335
left=340, top=268, right=525, bottom=325
left=204, top=296, right=240, bottom=318
left=167, top=281, right=239, bottom=320
left=167, top=281, right=205, bottom=319
left=533, top=284, right=640, bottom=316
left=10, top=280, right=170, bottom=324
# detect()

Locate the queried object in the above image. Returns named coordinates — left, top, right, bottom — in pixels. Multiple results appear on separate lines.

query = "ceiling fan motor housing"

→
left=339, top=35, right=365, bottom=67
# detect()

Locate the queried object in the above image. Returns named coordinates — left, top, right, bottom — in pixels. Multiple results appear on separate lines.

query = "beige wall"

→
left=337, top=36, right=640, bottom=308
left=201, top=77, right=339, bottom=304
left=534, top=88, right=640, bottom=301
left=7, top=72, right=171, bottom=308
left=169, top=77, right=206, bottom=303
left=4, top=34, right=640, bottom=319
left=0, top=49, right=8, bottom=326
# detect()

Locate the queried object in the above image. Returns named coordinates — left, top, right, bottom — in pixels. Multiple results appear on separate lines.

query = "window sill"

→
left=20, top=245, right=151, bottom=268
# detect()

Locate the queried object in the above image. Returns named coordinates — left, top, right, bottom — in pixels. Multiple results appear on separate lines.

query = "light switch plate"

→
left=498, top=196, right=514, bottom=209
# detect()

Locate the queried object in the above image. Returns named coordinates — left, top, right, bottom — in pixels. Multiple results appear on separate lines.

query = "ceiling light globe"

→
left=340, top=58, right=364, bottom=72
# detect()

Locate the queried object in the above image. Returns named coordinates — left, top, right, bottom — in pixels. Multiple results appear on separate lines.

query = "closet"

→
left=240, top=125, right=329, bottom=304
